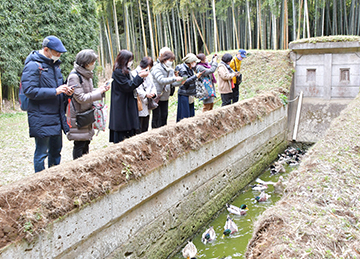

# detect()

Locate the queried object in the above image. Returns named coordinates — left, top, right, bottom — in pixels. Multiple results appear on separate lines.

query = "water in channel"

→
left=171, top=157, right=299, bottom=259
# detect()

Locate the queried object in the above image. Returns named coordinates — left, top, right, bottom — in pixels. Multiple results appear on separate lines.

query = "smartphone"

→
left=105, top=78, right=114, bottom=86
left=70, top=84, right=78, bottom=89
left=182, top=75, right=188, bottom=81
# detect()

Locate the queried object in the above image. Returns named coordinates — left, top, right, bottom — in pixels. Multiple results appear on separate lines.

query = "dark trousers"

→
left=137, top=116, right=150, bottom=134
left=221, top=93, right=233, bottom=106
left=151, top=100, right=168, bottom=129
left=73, top=140, right=90, bottom=160
left=232, top=84, right=240, bottom=103
left=34, top=135, right=62, bottom=173
left=177, top=95, right=195, bottom=122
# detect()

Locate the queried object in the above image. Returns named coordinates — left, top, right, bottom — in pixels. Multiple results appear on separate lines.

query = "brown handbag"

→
left=137, top=95, right=143, bottom=111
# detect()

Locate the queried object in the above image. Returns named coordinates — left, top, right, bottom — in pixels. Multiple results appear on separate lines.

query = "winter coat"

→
left=176, top=63, right=198, bottom=96
left=109, top=68, right=144, bottom=132
left=132, top=66, right=157, bottom=117
left=151, top=62, right=178, bottom=101
left=218, top=62, right=236, bottom=94
left=21, top=50, right=69, bottom=138
left=230, top=57, right=242, bottom=84
left=66, top=64, right=103, bottom=141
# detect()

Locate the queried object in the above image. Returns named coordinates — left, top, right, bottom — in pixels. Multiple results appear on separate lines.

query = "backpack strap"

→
left=65, top=71, right=83, bottom=85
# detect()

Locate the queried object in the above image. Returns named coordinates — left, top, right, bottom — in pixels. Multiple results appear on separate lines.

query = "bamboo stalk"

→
left=146, top=0, right=155, bottom=59
left=297, top=0, right=303, bottom=40
left=192, top=12, right=210, bottom=55
left=113, top=0, right=121, bottom=53
left=138, top=0, right=148, bottom=56
left=232, top=0, right=240, bottom=49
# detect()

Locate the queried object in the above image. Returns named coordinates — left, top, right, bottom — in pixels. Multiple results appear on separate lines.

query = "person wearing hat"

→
left=229, top=49, right=247, bottom=103
left=175, top=53, right=204, bottom=122
left=21, top=35, right=74, bottom=173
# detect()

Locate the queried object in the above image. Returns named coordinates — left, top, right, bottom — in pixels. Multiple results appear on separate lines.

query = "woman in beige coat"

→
left=66, top=49, right=110, bottom=159
left=218, top=53, right=240, bottom=106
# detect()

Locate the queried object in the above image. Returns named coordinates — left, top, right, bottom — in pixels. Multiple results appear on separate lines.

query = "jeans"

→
left=34, top=135, right=62, bottom=173
left=73, top=140, right=90, bottom=160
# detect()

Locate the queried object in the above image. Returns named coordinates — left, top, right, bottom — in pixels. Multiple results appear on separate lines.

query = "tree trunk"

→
left=146, top=0, right=155, bottom=59
left=246, top=0, right=252, bottom=49
left=154, top=13, right=159, bottom=57
left=321, top=2, right=325, bottom=36
left=232, top=1, right=240, bottom=49
left=304, top=0, right=310, bottom=38
left=99, top=27, right=105, bottom=75
left=182, top=9, right=188, bottom=54
left=105, top=19, right=114, bottom=66
left=297, top=0, right=303, bottom=40
left=212, top=0, right=218, bottom=52
left=177, top=5, right=185, bottom=58
left=292, top=0, right=296, bottom=41
left=332, top=0, right=337, bottom=35
left=113, top=0, right=121, bottom=53
left=171, top=9, right=178, bottom=58
left=138, top=0, right=148, bottom=56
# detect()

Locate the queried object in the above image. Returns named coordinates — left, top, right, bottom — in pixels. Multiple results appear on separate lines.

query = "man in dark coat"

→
left=21, top=36, right=73, bottom=172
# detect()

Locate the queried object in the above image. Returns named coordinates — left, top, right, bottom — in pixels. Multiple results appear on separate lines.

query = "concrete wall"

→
left=288, top=41, right=360, bottom=143
left=0, top=96, right=287, bottom=259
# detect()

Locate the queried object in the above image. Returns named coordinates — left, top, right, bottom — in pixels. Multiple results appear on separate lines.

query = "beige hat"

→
left=182, top=53, right=200, bottom=64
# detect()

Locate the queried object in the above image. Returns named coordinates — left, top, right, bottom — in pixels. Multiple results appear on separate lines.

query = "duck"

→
left=226, top=203, right=248, bottom=216
left=256, top=176, right=285, bottom=194
left=255, top=191, right=271, bottom=202
left=222, top=215, right=238, bottom=237
left=201, top=226, right=216, bottom=244
left=251, top=183, right=268, bottom=191
left=182, top=241, right=197, bottom=259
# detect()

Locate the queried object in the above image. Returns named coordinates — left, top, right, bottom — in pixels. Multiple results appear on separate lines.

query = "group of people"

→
left=21, top=35, right=246, bottom=173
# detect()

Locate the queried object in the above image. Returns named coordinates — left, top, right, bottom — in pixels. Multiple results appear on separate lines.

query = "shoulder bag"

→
left=71, top=99, right=95, bottom=128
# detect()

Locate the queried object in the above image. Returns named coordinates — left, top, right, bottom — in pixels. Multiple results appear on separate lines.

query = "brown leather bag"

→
left=137, top=95, right=143, bottom=111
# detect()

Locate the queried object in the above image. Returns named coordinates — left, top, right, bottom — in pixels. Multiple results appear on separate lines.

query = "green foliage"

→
left=0, top=0, right=99, bottom=97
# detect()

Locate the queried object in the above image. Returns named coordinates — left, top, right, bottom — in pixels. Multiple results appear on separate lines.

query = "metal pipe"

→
left=292, top=91, right=303, bottom=141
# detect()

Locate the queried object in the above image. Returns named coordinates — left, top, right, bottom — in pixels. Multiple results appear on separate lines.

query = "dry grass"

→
left=246, top=94, right=360, bottom=258
left=291, top=35, right=360, bottom=44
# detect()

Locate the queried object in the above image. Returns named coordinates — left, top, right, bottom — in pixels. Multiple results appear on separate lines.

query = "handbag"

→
left=234, top=61, right=242, bottom=85
left=195, top=78, right=207, bottom=99
left=170, top=85, right=175, bottom=96
left=76, top=109, right=95, bottom=128
left=147, top=97, right=159, bottom=110
left=70, top=99, right=95, bottom=128
left=137, top=95, right=143, bottom=111
left=200, top=76, right=216, bottom=100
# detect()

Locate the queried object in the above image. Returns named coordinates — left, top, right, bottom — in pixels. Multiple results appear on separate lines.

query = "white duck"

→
left=182, top=241, right=197, bottom=259
left=222, top=215, right=238, bottom=237
left=256, top=176, right=285, bottom=194
left=226, top=203, right=249, bottom=216
left=255, top=190, right=271, bottom=202
left=201, top=226, right=216, bottom=244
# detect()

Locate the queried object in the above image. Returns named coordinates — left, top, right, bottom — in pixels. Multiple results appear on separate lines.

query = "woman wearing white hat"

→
left=175, top=53, right=204, bottom=122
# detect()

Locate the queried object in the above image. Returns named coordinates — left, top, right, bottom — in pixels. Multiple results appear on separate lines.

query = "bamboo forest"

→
left=98, top=0, right=360, bottom=66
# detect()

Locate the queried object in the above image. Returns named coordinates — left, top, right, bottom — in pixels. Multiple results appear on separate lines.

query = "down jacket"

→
left=66, top=64, right=103, bottom=141
left=176, top=63, right=198, bottom=96
left=151, top=62, right=178, bottom=101
left=21, top=51, right=69, bottom=138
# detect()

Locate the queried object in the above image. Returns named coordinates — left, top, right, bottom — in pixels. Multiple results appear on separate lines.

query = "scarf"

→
left=220, top=61, right=235, bottom=73
left=197, top=62, right=217, bottom=84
